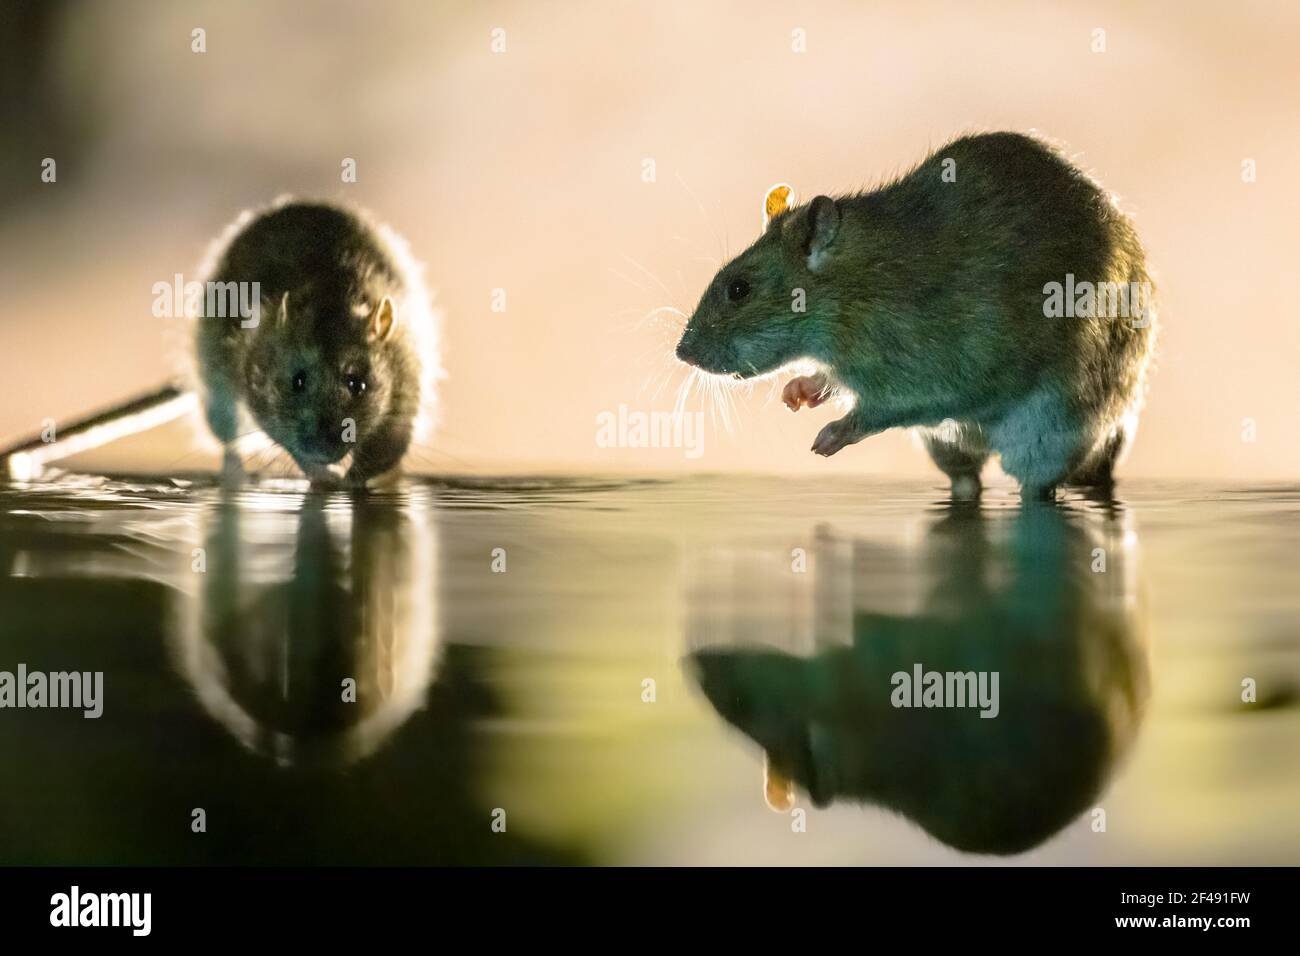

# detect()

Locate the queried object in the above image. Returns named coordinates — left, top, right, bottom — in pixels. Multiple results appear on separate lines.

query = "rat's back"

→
left=211, top=202, right=405, bottom=302
left=869, top=133, right=1147, bottom=330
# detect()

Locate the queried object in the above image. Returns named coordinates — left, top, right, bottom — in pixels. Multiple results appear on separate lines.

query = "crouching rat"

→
left=675, top=132, right=1157, bottom=499
left=195, top=198, right=440, bottom=487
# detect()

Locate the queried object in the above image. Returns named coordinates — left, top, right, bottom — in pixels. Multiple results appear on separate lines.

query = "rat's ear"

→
left=367, top=296, right=395, bottom=341
left=779, top=195, right=841, bottom=271
left=803, top=196, right=840, bottom=271
left=763, top=182, right=794, bottom=230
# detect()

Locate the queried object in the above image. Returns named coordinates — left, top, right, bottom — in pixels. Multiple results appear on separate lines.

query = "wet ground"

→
left=0, top=474, right=1296, bottom=864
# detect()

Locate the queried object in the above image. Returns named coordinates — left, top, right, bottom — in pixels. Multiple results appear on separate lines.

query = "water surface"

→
left=0, top=475, right=1295, bottom=864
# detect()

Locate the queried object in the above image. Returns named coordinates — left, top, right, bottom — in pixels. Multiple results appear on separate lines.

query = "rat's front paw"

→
left=346, top=465, right=402, bottom=491
left=302, top=462, right=345, bottom=491
left=783, top=374, right=830, bottom=411
left=219, top=447, right=246, bottom=488
left=812, top=415, right=867, bottom=457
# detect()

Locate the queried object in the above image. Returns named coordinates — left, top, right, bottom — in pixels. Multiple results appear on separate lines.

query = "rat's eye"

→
left=291, top=371, right=307, bottom=393
left=346, top=373, right=367, bottom=396
left=726, top=277, right=752, bottom=302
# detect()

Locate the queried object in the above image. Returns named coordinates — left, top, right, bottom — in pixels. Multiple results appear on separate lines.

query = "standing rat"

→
left=674, top=132, right=1157, bottom=499
left=195, top=198, right=440, bottom=486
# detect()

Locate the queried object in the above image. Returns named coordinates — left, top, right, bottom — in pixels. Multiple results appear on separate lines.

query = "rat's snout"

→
left=675, top=322, right=734, bottom=375
left=294, top=413, right=349, bottom=463
left=675, top=326, right=700, bottom=366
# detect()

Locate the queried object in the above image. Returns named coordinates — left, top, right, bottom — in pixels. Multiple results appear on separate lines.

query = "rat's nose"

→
left=675, top=330, right=695, bottom=364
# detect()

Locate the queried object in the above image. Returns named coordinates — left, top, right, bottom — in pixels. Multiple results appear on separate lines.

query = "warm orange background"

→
left=1, top=0, right=1297, bottom=479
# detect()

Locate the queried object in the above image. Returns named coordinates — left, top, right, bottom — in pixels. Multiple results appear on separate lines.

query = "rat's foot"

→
left=346, top=465, right=401, bottom=491
left=812, top=414, right=871, bottom=456
left=1021, top=483, right=1059, bottom=504
left=783, top=374, right=831, bottom=411
left=220, top=447, right=245, bottom=488
left=950, top=473, right=982, bottom=501
left=302, top=462, right=345, bottom=491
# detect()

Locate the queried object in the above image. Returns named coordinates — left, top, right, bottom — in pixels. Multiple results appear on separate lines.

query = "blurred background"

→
left=1, top=0, right=1297, bottom=479
left=1, top=3, right=1297, bottom=868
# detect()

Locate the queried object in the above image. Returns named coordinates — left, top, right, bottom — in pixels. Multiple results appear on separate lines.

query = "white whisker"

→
left=620, top=254, right=675, bottom=302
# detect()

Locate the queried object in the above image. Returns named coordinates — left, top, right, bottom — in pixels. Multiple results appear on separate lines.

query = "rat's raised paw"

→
left=812, top=414, right=869, bottom=457
left=782, top=374, right=831, bottom=411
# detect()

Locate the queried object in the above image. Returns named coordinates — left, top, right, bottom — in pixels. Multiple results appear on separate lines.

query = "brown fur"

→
left=196, top=200, right=433, bottom=485
left=676, top=132, right=1157, bottom=498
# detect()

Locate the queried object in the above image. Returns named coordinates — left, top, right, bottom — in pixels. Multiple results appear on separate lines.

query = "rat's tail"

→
left=0, top=383, right=196, bottom=480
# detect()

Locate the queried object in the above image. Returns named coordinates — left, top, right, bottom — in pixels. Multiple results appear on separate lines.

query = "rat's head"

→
left=675, top=189, right=844, bottom=378
left=244, top=291, right=402, bottom=466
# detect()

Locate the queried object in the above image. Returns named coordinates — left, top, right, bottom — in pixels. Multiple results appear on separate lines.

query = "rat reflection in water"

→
left=170, top=492, right=440, bottom=768
left=687, top=500, right=1149, bottom=856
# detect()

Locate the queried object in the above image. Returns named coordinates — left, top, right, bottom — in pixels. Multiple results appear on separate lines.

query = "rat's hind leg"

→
left=990, top=386, right=1090, bottom=504
left=919, top=424, right=989, bottom=500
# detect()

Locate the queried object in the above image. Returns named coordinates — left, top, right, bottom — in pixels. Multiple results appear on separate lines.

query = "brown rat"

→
left=675, top=132, right=1157, bottom=499
left=195, top=199, right=440, bottom=486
